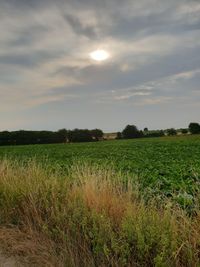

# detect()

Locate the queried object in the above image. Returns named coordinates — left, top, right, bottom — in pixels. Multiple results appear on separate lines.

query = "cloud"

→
left=0, top=0, right=200, bottom=130
left=170, top=69, right=200, bottom=81
left=137, top=96, right=173, bottom=106
left=0, top=50, right=63, bottom=68
left=7, top=25, right=48, bottom=48
left=63, top=14, right=98, bottom=39
left=114, top=91, right=152, bottom=100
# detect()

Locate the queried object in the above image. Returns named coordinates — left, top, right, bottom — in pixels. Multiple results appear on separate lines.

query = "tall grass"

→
left=0, top=159, right=199, bottom=266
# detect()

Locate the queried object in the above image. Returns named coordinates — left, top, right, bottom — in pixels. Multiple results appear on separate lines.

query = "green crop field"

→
left=0, top=135, right=200, bottom=201
left=1, top=135, right=200, bottom=266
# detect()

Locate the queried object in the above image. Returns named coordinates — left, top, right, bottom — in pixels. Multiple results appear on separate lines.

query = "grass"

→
left=0, top=159, right=199, bottom=266
left=1, top=135, right=200, bottom=199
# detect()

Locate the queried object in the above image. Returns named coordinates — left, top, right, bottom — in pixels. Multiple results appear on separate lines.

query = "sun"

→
left=89, top=49, right=109, bottom=61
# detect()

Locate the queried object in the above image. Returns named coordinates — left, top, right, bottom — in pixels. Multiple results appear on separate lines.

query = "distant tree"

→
left=144, top=130, right=164, bottom=138
left=180, top=128, right=188, bottom=134
left=189, top=123, right=200, bottom=134
left=0, top=131, right=10, bottom=145
left=139, top=130, right=144, bottom=137
left=116, top=132, right=122, bottom=139
left=159, top=130, right=165, bottom=137
left=0, top=130, right=61, bottom=145
left=167, top=128, right=177, bottom=136
left=122, top=125, right=140, bottom=139
left=0, top=128, right=105, bottom=146
left=68, top=129, right=93, bottom=143
left=57, top=129, right=69, bottom=143
left=90, top=129, right=103, bottom=141
left=143, top=127, right=148, bottom=136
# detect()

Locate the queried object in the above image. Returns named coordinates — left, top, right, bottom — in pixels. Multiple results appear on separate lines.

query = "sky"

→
left=0, top=0, right=200, bottom=132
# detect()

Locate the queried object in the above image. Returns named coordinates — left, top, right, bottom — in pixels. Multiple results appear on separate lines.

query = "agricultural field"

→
left=0, top=135, right=200, bottom=266
left=0, top=135, right=200, bottom=198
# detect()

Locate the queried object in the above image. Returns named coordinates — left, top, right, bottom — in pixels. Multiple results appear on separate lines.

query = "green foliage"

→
left=189, top=122, right=200, bottom=134
left=57, top=128, right=69, bottom=143
left=116, top=132, right=122, bottom=139
left=180, top=128, right=188, bottom=134
left=0, top=128, right=104, bottom=145
left=0, top=135, right=200, bottom=207
left=166, top=128, right=177, bottom=136
left=143, top=130, right=165, bottom=137
left=90, top=129, right=103, bottom=141
left=67, top=129, right=93, bottom=142
left=0, top=161, right=199, bottom=266
left=122, top=124, right=141, bottom=139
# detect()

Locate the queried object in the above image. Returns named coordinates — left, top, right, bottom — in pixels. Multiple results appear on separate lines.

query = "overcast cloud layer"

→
left=0, top=0, right=200, bottom=131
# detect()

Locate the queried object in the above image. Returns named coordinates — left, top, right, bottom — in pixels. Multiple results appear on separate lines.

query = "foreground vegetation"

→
left=0, top=160, right=199, bottom=266
left=0, top=136, right=200, bottom=266
left=1, top=135, right=200, bottom=208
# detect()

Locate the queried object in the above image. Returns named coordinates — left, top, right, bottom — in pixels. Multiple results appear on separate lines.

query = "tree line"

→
left=0, top=129, right=103, bottom=146
left=0, top=122, right=199, bottom=146
left=118, top=122, right=200, bottom=139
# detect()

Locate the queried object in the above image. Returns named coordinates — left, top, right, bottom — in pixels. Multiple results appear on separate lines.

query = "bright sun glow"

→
left=90, top=50, right=109, bottom=61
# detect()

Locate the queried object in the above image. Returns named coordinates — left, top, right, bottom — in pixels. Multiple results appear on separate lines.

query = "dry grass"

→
left=0, top=159, right=199, bottom=266
left=0, top=227, right=58, bottom=267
